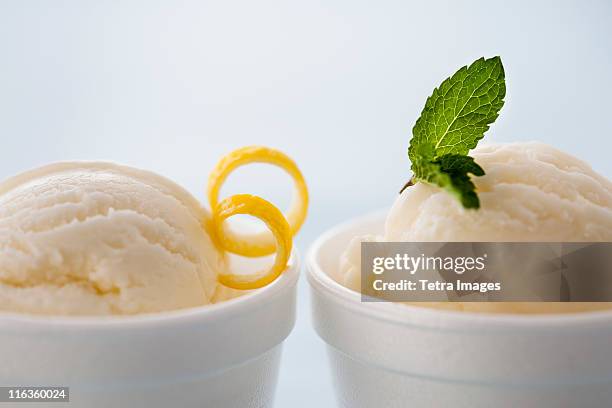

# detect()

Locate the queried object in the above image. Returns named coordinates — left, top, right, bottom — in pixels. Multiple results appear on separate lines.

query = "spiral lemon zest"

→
left=213, top=194, right=293, bottom=290
left=207, top=146, right=308, bottom=258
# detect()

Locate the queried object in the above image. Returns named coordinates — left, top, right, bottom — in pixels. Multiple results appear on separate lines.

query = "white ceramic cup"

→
left=0, top=255, right=299, bottom=408
left=307, top=212, right=612, bottom=408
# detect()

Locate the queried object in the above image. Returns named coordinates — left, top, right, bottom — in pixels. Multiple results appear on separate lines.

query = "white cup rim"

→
left=307, top=211, right=612, bottom=333
left=0, top=252, right=300, bottom=332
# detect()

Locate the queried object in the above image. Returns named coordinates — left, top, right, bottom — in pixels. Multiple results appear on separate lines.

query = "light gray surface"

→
left=1, top=1, right=611, bottom=407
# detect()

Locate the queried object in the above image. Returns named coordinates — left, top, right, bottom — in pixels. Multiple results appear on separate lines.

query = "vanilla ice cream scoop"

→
left=339, top=142, right=612, bottom=313
left=0, top=162, right=223, bottom=315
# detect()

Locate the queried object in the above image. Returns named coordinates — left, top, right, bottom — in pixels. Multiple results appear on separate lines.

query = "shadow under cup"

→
left=0, top=255, right=300, bottom=408
left=307, top=212, right=612, bottom=408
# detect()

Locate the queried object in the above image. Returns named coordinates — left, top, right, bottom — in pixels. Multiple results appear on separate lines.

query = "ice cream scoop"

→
left=338, top=142, right=612, bottom=313
left=0, top=162, right=223, bottom=315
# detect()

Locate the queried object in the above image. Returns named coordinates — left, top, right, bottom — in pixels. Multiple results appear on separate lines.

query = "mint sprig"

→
left=407, top=56, right=506, bottom=209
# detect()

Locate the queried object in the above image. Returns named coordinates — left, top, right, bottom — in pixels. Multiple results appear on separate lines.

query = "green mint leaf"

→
left=407, top=56, right=506, bottom=209
left=413, top=155, right=484, bottom=209
left=436, top=154, right=485, bottom=177
left=410, top=56, right=506, bottom=156
left=435, top=154, right=484, bottom=209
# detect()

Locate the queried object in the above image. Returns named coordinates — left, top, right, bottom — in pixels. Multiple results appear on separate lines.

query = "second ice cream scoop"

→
left=339, top=142, right=612, bottom=313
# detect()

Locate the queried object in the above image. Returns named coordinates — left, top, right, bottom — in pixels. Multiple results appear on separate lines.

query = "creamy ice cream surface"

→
left=338, top=142, right=612, bottom=313
left=0, top=162, right=227, bottom=316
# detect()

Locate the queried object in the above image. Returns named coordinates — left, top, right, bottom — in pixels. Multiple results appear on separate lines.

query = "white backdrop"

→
left=1, top=1, right=611, bottom=406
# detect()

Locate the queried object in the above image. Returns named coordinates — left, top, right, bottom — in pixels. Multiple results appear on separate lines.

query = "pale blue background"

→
left=1, top=1, right=611, bottom=406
